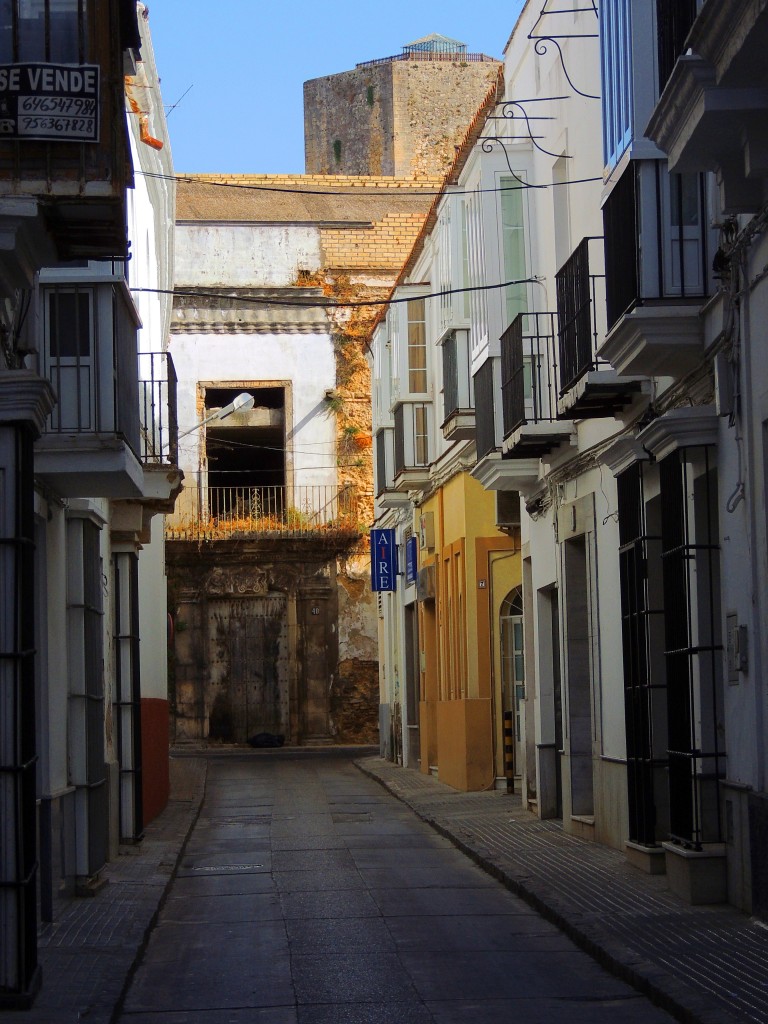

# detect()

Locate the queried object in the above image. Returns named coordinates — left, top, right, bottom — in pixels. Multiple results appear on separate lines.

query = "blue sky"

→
left=146, top=1, right=525, bottom=174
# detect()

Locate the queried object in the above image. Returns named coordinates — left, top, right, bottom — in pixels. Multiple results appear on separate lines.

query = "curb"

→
left=355, top=758, right=744, bottom=1024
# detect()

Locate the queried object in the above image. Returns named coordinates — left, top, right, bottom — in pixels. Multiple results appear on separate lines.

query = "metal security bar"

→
left=0, top=424, right=38, bottom=1003
left=166, top=483, right=360, bottom=542
left=67, top=516, right=108, bottom=881
left=500, top=312, right=560, bottom=436
left=138, top=352, right=178, bottom=465
left=556, top=237, right=607, bottom=394
left=660, top=447, right=725, bottom=849
left=618, top=461, right=669, bottom=846
left=113, top=552, right=143, bottom=844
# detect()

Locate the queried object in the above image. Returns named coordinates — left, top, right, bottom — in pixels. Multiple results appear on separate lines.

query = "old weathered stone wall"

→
left=304, top=64, right=395, bottom=176
left=391, top=61, right=501, bottom=178
left=167, top=540, right=379, bottom=746
left=304, top=59, right=500, bottom=177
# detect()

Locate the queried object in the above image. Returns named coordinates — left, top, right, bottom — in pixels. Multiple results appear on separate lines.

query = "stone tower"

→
left=304, top=35, right=501, bottom=178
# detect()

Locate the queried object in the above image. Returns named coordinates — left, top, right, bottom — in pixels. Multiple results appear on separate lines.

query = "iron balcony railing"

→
left=555, top=237, right=608, bottom=395
left=473, top=359, right=496, bottom=459
left=500, top=312, right=560, bottom=438
left=138, top=352, right=178, bottom=466
left=356, top=51, right=496, bottom=68
left=165, top=482, right=361, bottom=542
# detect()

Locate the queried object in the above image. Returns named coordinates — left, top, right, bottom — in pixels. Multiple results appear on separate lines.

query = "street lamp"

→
left=177, top=391, right=256, bottom=439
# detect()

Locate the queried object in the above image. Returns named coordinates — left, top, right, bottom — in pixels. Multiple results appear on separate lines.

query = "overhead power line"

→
left=135, top=278, right=540, bottom=311
left=137, top=169, right=601, bottom=199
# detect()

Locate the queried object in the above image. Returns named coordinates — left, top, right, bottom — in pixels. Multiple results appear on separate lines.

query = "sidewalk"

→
left=356, top=756, right=768, bottom=1024
left=2, top=755, right=207, bottom=1024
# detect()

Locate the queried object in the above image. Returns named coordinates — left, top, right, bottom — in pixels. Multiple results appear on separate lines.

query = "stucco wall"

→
left=175, top=223, right=322, bottom=288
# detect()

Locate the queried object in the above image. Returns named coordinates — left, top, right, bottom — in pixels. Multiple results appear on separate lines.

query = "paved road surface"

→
left=115, top=750, right=674, bottom=1023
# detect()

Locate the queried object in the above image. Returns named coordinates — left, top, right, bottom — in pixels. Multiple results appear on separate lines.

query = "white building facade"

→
left=0, top=3, right=179, bottom=1005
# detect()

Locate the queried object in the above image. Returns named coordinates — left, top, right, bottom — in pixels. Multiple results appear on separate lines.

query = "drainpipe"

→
left=737, top=251, right=765, bottom=795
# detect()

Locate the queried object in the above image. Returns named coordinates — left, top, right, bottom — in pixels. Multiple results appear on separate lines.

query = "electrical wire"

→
left=137, top=278, right=540, bottom=310
left=137, top=169, right=602, bottom=198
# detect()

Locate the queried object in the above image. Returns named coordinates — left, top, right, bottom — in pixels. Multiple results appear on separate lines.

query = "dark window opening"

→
left=48, top=290, right=91, bottom=358
left=204, top=387, right=286, bottom=519
left=656, top=0, right=698, bottom=95
left=604, top=162, right=639, bottom=331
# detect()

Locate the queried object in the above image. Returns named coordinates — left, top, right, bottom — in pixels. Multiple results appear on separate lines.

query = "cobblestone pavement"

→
left=1, top=755, right=208, bottom=1024
left=356, top=757, right=768, bottom=1024
left=4, top=749, right=765, bottom=1023
left=114, top=750, right=675, bottom=1024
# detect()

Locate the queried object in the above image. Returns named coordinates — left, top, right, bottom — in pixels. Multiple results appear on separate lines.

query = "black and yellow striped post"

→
left=503, top=710, right=514, bottom=793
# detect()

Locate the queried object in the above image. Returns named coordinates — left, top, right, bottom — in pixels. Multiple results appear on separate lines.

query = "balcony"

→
left=555, top=237, right=642, bottom=418
left=599, top=161, right=714, bottom=378
left=33, top=272, right=145, bottom=498
left=375, top=428, right=410, bottom=509
left=500, top=313, right=572, bottom=458
left=441, top=328, right=474, bottom=441
left=646, top=0, right=768, bottom=214
left=165, top=483, right=361, bottom=543
left=0, top=0, right=137, bottom=260
left=137, top=351, right=182, bottom=513
left=393, top=402, right=431, bottom=490
left=470, top=354, right=543, bottom=494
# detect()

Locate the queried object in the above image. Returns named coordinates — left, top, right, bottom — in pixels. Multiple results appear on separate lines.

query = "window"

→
left=601, top=0, right=633, bottom=169
left=48, top=289, right=92, bottom=358
left=0, top=0, right=86, bottom=63
left=414, top=404, right=428, bottom=466
left=45, top=286, right=94, bottom=431
left=465, top=185, right=488, bottom=350
left=407, top=298, right=427, bottom=394
left=500, top=176, right=528, bottom=327
left=460, top=200, right=471, bottom=319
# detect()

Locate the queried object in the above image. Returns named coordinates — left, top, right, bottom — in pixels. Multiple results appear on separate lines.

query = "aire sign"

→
left=0, top=63, right=100, bottom=142
left=370, top=529, right=397, bottom=592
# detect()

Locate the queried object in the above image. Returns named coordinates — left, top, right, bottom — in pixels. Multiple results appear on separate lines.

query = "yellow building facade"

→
left=417, top=475, right=520, bottom=791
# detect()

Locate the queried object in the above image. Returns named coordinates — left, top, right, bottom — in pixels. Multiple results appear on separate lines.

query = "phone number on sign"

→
left=19, top=115, right=95, bottom=135
left=19, top=95, right=97, bottom=116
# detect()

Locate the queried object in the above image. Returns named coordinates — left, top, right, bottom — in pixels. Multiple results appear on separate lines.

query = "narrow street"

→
left=116, top=751, right=673, bottom=1023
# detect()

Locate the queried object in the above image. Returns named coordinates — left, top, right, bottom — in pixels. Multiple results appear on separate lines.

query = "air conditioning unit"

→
left=416, top=564, right=436, bottom=602
left=496, top=490, right=521, bottom=532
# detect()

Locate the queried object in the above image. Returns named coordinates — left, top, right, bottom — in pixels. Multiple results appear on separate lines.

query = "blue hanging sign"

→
left=405, top=536, right=418, bottom=585
left=370, top=529, right=397, bottom=592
